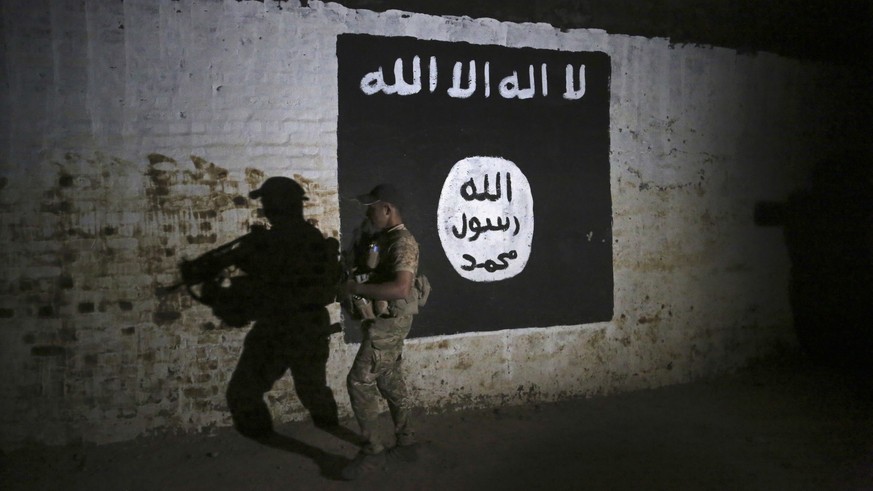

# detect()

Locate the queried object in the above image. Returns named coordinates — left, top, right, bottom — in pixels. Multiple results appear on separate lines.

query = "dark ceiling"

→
left=329, top=0, right=872, bottom=66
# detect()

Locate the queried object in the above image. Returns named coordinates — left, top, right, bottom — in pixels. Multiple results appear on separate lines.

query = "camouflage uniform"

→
left=347, top=224, right=419, bottom=454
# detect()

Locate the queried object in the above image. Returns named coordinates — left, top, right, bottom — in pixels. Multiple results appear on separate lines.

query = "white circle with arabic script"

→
left=437, top=156, right=534, bottom=282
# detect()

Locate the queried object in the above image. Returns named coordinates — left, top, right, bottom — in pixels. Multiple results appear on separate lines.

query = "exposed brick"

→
left=193, top=210, right=218, bottom=219
left=154, top=311, right=182, bottom=324
left=40, top=201, right=73, bottom=214
left=58, top=274, right=74, bottom=289
left=31, top=345, right=66, bottom=357
left=185, top=234, right=217, bottom=245
left=59, top=327, right=77, bottom=342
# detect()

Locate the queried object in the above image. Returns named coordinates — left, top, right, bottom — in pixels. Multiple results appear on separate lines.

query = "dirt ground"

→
left=3, top=353, right=873, bottom=491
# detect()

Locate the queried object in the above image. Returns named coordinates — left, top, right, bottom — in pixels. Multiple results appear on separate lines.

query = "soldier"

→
left=341, top=184, right=421, bottom=480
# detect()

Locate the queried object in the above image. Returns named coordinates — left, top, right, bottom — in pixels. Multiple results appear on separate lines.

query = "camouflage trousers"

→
left=347, top=315, right=416, bottom=454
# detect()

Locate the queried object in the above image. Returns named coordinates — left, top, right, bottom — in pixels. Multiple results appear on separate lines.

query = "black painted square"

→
left=338, top=34, right=613, bottom=338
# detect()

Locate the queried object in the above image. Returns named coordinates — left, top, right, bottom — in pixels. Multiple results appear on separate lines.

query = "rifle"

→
left=156, top=226, right=265, bottom=301
left=162, top=224, right=344, bottom=329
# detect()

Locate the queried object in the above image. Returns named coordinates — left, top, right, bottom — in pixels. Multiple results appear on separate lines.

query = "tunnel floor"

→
left=4, top=353, right=872, bottom=490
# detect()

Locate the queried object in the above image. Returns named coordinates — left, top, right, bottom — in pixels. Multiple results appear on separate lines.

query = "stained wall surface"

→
left=0, top=0, right=865, bottom=448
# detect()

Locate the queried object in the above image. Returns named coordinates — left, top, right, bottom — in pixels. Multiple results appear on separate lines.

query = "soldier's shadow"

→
left=780, top=157, right=873, bottom=372
left=755, top=156, right=873, bottom=373
left=179, top=177, right=360, bottom=479
left=251, top=431, right=354, bottom=480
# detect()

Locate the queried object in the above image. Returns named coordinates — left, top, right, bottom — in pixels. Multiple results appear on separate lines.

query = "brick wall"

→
left=0, top=0, right=866, bottom=448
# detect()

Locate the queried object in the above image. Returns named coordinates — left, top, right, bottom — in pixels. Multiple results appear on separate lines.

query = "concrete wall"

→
left=0, top=0, right=864, bottom=448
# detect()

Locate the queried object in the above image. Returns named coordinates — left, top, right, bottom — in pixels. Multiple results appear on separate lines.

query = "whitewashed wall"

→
left=0, top=0, right=863, bottom=448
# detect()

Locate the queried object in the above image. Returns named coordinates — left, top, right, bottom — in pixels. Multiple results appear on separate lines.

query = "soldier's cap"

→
left=249, top=176, right=309, bottom=201
left=356, top=183, right=405, bottom=209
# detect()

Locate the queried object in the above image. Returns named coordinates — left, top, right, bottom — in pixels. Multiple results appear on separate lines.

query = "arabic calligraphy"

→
left=461, top=250, right=518, bottom=272
left=360, top=55, right=586, bottom=101
left=438, top=156, right=534, bottom=282
left=460, top=172, right=512, bottom=202
left=452, top=213, right=520, bottom=242
left=360, top=55, right=427, bottom=96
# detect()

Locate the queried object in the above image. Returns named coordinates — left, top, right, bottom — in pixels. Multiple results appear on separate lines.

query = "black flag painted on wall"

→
left=338, top=34, right=613, bottom=339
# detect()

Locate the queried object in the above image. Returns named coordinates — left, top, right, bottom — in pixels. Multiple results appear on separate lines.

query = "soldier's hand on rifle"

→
left=339, top=279, right=358, bottom=297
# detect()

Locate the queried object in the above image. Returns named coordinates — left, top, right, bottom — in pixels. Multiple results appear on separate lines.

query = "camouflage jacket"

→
left=365, top=224, right=419, bottom=346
